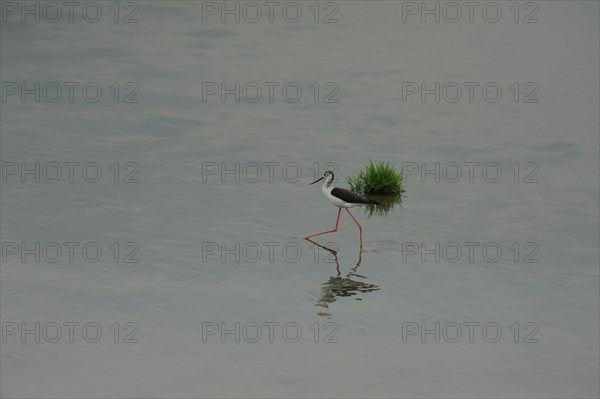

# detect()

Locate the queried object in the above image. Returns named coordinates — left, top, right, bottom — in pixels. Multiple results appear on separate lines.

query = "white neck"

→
left=322, top=180, right=333, bottom=195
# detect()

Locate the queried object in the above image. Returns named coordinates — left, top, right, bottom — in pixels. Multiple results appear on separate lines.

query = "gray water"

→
left=1, top=1, right=599, bottom=397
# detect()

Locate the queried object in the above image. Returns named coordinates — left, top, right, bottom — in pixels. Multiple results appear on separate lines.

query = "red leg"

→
left=345, top=208, right=363, bottom=248
left=304, top=208, right=342, bottom=240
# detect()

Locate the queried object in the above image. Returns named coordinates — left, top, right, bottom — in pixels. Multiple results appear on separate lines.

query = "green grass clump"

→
left=347, top=160, right=404, bottom=195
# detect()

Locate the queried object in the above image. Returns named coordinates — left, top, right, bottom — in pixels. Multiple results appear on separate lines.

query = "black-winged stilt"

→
left=304, top=170, right=378, bottom=248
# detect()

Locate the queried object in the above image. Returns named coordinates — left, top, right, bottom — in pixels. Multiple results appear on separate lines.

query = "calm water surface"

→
left=1, top=1, right=599, bottom=397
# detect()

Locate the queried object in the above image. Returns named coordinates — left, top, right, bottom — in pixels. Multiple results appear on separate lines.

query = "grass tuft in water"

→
left=347, top=160, right=404, bottom=195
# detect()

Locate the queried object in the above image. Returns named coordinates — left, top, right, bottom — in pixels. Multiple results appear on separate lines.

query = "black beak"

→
left=310, top=177, right=324, bottom=185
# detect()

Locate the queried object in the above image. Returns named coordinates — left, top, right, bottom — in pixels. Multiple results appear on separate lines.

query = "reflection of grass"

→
left=315, top=276, right=380, bottom=310
left=347, top=161, right=404, bottom=217
left=364, top=193, right=403, bottom=217
left=347, top=160, right=404, bottom=195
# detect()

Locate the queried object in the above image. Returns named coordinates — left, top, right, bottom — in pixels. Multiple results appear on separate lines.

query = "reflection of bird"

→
left=304, top=171, right=377, bottom=248
left=305, top=239, right=379, bottom=316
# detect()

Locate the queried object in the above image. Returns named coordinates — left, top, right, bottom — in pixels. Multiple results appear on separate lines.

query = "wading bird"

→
left=304, top=171, right=377, bottom=248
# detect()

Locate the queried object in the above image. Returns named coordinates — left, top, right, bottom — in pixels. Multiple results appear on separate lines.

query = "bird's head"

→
left=310, top=170, right=335, bottom=186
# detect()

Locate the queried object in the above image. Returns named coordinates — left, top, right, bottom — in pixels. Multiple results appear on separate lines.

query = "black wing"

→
left=331, top=187, right=378, bottom=205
